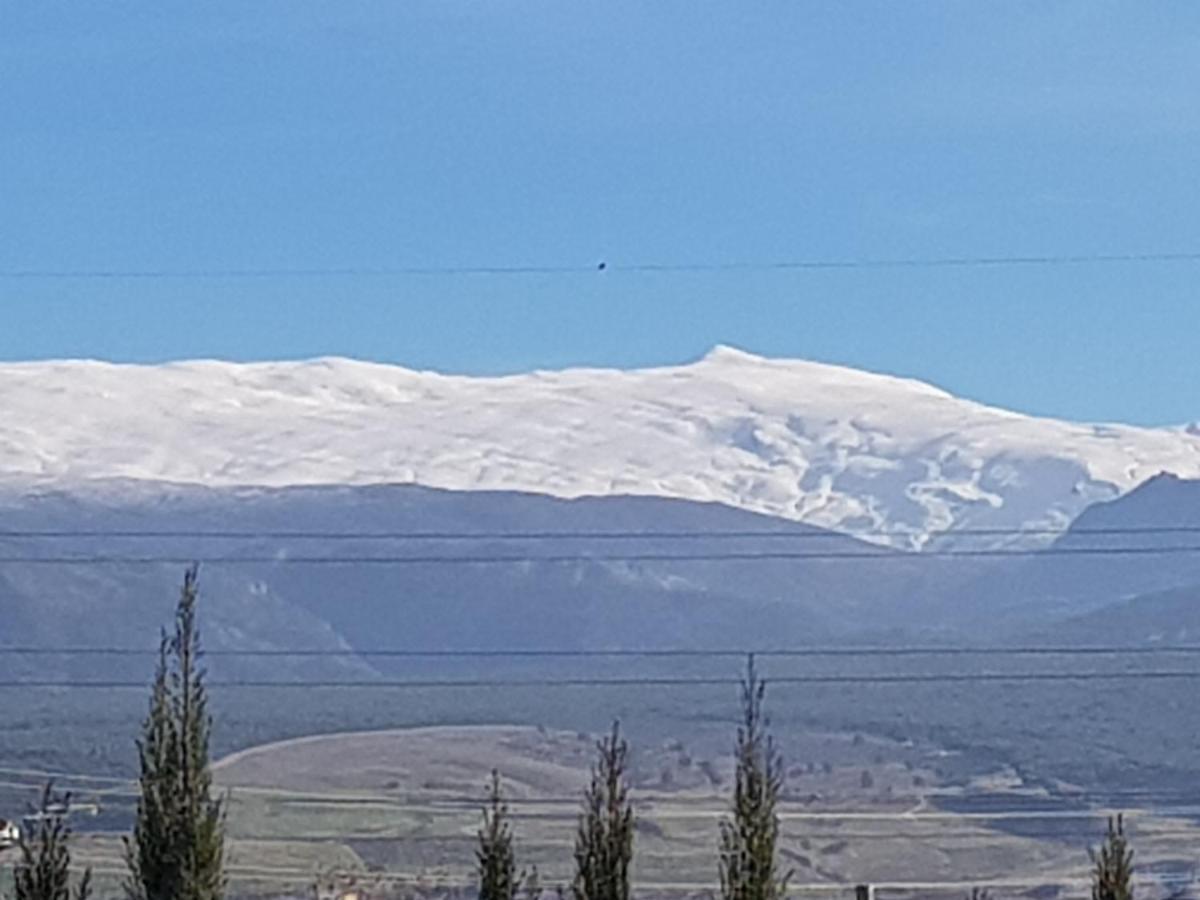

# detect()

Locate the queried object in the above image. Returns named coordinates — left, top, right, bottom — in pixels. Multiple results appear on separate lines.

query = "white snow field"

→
left=2, top=346, right=1198, bottom=546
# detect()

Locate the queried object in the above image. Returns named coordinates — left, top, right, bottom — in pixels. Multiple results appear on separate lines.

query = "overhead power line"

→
left=4, top=250, right=1200, bottom=280
left=11, top=775, right=1193, bottom=824
left=617, top=251, right=1200, bottom=272
left=2, top=544, right=1200, bottom=564
left=0, top=264, right=593, bottom=280
left=6, top=670, right=1200, bottom=689
left=1, top=525, right=1198, bottom=540
left=4, top=764, right=1200, bottom=811
left=34, top=823, right=1200, bottom=843
left=62, top=827, right=1200, bottom=843
left=4, top=644, right=1200, bottom=658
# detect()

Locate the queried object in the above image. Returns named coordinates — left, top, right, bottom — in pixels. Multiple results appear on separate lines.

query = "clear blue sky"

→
left=2, top=2, right=1198, bottom=425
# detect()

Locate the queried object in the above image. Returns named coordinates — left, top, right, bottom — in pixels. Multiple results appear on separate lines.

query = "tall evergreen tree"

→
left=124, top=565, right=225, bottom=900
left=719, top=655, right=790, bottom=900
left=1091, top=814, right=1134, bottom=900
left=14, top=783, right=92, bottom=900
left=571, top=721, right=634, bottom=900
left=478, top=770, right=521, bottom=900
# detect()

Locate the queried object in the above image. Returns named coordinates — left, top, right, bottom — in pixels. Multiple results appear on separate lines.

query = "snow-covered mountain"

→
left=2, top=346, right=1198, bottom=547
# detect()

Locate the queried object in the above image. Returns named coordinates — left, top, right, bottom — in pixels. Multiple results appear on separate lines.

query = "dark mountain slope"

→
left=0, top=482, right=974, bottom=681
left=1048, top=583, right=1200, bottom=647
left=958, top=473, right=1200, bottom=632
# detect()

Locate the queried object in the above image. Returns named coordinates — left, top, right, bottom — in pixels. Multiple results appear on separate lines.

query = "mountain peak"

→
left=699, top=344, right=768, bottom=365
left=692, top=345, right=956, bottom=402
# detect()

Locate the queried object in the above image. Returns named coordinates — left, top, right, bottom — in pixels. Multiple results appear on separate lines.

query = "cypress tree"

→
left=478, top=770, right=520, bottom=900
left=571, top=721, right=634, bottom=900
left=1091, top=814, right=1133, bottom=900
left=14, top=783, right=92, bottom=900
left=124, top=565, right=225, bottom=900
left=719, top=655, right=790, bottom=900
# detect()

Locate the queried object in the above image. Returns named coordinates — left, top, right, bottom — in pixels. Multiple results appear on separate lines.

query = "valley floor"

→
left=5, top=725, right=1198, bottom=900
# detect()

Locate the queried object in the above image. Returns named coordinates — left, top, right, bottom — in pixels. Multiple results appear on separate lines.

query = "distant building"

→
left=314, top=875, right=369, bottom=900
left=0, top=819, right=20, bottom=850
left=315, top=887, right=365, bottom=900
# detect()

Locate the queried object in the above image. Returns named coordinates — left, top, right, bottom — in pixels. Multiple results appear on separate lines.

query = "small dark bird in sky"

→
left=597, top=261, right=607, bottom=271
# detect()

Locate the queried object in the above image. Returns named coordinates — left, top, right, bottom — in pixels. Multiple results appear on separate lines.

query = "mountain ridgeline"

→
left=3, top=350, right=1199, bottom=549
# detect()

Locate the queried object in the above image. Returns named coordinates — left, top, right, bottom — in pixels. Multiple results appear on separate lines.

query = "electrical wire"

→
left=0, top=525, right=1197, bottom=540
left=4, top=544, right=1200, bottom=564
left=7, top=766, right=1200, bottom=816
left=4, top=645, right=1200, bottom=658
left=5, top=250, right=1200, bottom=280
left=5, top=670, right=1200, bottom=690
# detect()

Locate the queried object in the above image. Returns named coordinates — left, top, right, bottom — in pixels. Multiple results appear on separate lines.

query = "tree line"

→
left=6, top=568, right=1145, bottom=900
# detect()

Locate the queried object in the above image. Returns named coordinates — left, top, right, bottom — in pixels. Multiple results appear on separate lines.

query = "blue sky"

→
left=2, top=2, right=1198, bottom=425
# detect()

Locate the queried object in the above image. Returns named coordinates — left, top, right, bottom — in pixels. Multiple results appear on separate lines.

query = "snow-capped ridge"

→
left=694, top=344, right=956, bottom=400
left=1, top=352, right=1198, bottom=547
